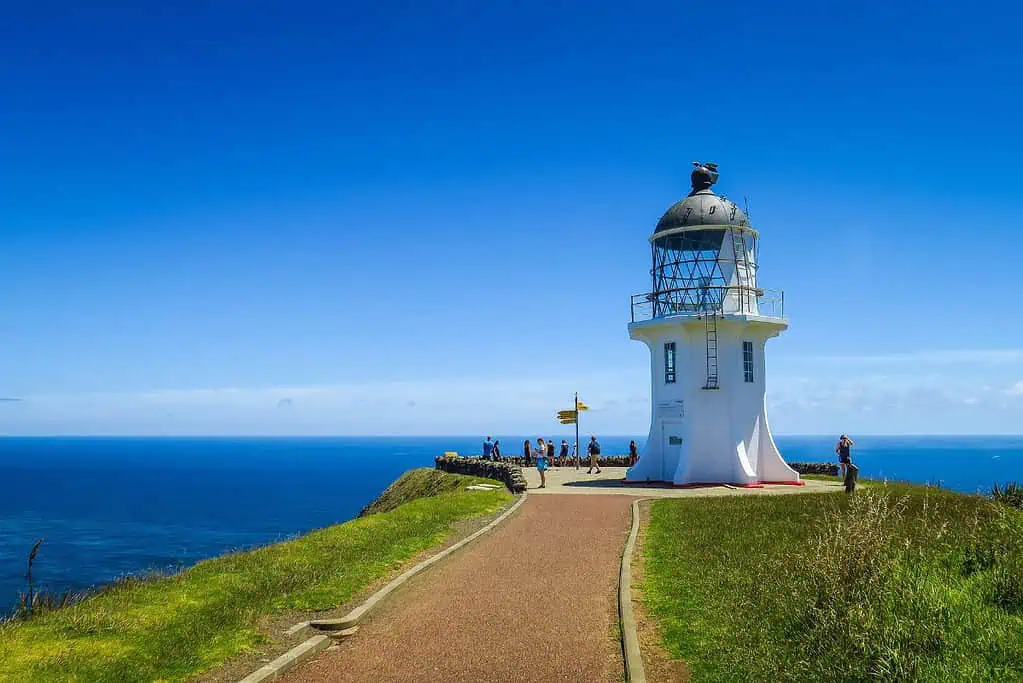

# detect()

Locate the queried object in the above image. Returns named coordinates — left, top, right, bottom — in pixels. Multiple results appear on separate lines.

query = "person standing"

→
left=629, top=440, right=639, bottom=466
left=586, top=435, right=602, bottom=474
left=482, top=436, right=493, bottom=460
left=570, top=441, right=578, bottom=469
left=547, top=439, right=556, bottom=468
left=523, top=439, right=532, bottom=466
left=535, top=438, right=548, bottom=488
left=492, top=440, right=501, bottom=461
left=835, top=434, right=854, bottom=481
left=559, top=440, right=569, bottom=467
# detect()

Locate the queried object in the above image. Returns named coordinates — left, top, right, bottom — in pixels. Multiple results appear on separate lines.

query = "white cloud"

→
left=4, top=365, right=1022, bottom=437
left=767, top=372, right=1023, bottom=435
left=805, top=349, right=1023, bottom=365
left=0, top=370, right=650, bottom=436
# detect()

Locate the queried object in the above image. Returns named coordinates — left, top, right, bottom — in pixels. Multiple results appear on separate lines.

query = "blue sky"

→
left=2, top=1, right=1022, bottom=436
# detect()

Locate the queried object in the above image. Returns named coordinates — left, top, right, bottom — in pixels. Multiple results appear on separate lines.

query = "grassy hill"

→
left=0, top=470, right=511, bottom=682
left=359, top=467, right=506, bottom=516
left=641, top=481, right=1023, bottom=682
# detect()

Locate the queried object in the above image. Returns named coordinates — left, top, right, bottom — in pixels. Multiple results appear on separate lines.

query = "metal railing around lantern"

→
left=630, top=286, right=785, bottom=323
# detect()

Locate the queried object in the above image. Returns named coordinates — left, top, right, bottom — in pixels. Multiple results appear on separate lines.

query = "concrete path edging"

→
left=238, top=634, right=330, bottom=683
left=236, top=493, right=528, bottom=682
left=619, top=498, right=648, bottom=683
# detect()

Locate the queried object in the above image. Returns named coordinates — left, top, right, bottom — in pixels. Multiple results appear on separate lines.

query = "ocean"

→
left=1, top=435, right=1020, bottom=612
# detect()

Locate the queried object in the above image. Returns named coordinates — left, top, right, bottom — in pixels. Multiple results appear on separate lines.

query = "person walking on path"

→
left=586, top=435, right=602, bottom=474
left=534, top=438, right=548, bottom=488
left=482, top=436, right=493, bottom=460
left=628, top=440, right=639, bottom=466
left=835, top=434, right=854, bottom=481
left=522, top=439, right=532, bottom=467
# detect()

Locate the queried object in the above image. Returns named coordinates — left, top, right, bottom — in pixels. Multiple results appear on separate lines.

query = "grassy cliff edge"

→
left=359, top=467, right=507, bottom=516
left=0, top=470, right=512, bottom=683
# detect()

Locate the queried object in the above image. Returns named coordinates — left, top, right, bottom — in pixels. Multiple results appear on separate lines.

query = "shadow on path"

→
left=561, top=478, right=632, bottom=489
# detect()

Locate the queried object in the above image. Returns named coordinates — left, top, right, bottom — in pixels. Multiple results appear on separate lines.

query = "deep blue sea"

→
left=1, top=435, right=1020, bottom=612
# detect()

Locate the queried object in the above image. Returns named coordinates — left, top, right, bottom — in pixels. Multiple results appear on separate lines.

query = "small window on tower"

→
left=664, top=342, right=676, bottom=384
left=743, top=341, right=754, bottom=383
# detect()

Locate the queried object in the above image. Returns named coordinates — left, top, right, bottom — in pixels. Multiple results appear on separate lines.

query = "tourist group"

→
left=480, top=436, right=640, bottom=489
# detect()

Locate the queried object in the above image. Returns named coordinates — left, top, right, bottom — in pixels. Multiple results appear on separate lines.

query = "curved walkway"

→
left=524, top=466, right=839, bottom=497
left=285, top=494, right=636, bottom=683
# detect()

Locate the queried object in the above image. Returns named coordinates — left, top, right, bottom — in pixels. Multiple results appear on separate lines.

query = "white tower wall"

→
left=626, top=315, right=800, bottom=487
left=630, top=163, right=798, bottom=487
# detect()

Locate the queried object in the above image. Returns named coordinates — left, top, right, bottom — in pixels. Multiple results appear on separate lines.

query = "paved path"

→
left=285, top=494, right=635, bottom=683
left=524, top=466, right=841, bottom=497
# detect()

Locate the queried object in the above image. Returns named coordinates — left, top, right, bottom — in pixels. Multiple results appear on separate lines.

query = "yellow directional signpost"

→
left=554, top=393, right=591, bottom=469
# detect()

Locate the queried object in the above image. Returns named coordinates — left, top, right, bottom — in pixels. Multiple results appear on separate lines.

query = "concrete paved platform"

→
left=523, top=466, right=840, bottom=497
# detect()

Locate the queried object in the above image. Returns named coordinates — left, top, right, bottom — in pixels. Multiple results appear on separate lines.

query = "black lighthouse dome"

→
left=654, top=162, right=749, bottom=234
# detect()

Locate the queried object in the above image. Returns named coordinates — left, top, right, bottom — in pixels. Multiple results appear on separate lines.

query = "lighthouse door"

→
left=660, top=421, right=684, bottom=482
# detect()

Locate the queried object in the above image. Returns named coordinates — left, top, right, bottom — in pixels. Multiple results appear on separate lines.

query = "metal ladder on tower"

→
left=703, top=307, right=719, bottom=390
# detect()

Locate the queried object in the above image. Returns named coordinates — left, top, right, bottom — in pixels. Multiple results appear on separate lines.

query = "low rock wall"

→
left=788, top=462, right=839, bottom=476
left=434, top=456, right=528, bottom=494
left=440, top=454, right=835, bottom=481
left=499, top=454, right=636, bottom=468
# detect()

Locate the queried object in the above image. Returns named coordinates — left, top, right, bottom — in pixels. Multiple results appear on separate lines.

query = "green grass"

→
left=642, top=482, right=1023, bottom=682
left=359, top=467, right=506, bottom=516
left=801, top=473, right=842, bottom=482
left=0, top=471, right=511, bottom=682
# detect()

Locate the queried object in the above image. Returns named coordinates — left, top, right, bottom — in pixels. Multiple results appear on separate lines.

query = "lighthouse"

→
left=625, top=163, right=801, bottom=487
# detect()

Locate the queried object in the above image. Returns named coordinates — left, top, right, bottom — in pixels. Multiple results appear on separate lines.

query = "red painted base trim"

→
left=621, top=479, right=804, bottom=488
left=675, top=481, right=765, bottom=489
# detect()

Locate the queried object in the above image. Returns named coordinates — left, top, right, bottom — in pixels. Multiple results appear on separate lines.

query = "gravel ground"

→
left=284, top=494, right=636, bottom=683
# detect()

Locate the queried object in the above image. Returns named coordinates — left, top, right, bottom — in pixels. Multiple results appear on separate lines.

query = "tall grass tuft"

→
left=991, top=481, right=1023, bottom=510
left=989, top=553, right=1023, bottom=612
left=783, top=490, right=1023, bottom=680
left=644, top=484, right=1023, bottom=682
left=783, top=493, right=946, bottom=680
left=7, top=539, right=81, bottom=623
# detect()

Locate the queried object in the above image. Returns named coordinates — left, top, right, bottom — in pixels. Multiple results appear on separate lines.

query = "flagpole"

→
left=574, top=392, right=580, bottom=470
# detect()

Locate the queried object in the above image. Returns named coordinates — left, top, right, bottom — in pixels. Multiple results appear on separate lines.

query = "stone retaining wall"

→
left=787, top=462, right=839, bottom=476
left=440, top=454, right=836, bottom=481
left=463, top=454, right=636, bottom=468
left=434, top=456, right=528, bottom=494
left=502, top=454, right=636, bottom=468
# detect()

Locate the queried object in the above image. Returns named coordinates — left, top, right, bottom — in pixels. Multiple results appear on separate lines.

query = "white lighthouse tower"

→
left=625, top=163, right=801, bottom=487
